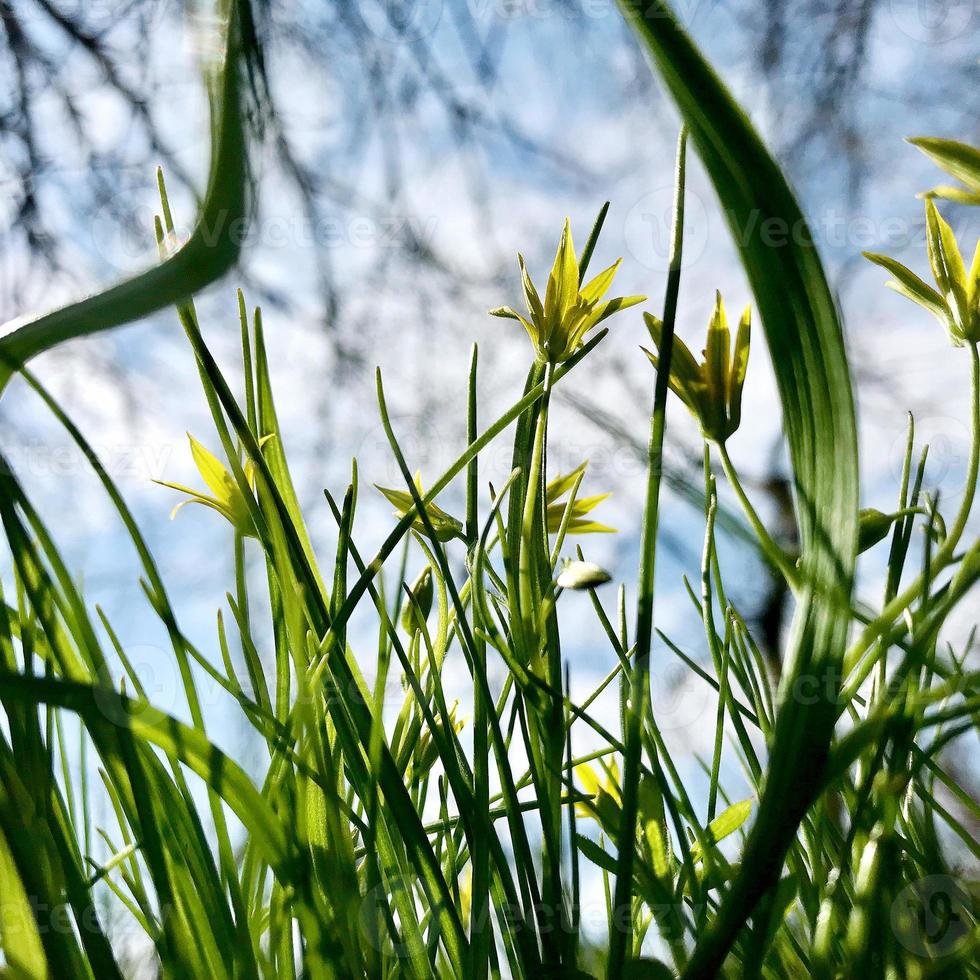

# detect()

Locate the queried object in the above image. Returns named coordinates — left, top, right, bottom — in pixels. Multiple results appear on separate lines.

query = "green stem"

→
left=609, top=126, right=687, bottom=978
left=702, top=491, right=727, bottom=824
left=518, top=362, right=572, bottom=964
left=717, top=442, right=800, bottom=590
left=467, top=345, right=492, bottom=979
left=518, top=365, right=552, bottom=643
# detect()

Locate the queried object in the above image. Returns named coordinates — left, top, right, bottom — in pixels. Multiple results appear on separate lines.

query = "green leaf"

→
left=728, top=305, right=751, bottom=433
left=580, top=258, right=622, bottom=305
left=548, top=217, right=579, bottom=327
left=374, top=481, right=465, bottom=543
left=575, top=833, right=617, bottom=874
left=857, top=507, right=908, bottom=553
left=863, top=252, right=947, bottom=323
left=519, top=254, right=546, bottom=325
left=0, top=0, right=252, bottom=395
left=638, top=775, right=672, bottom=881
left=690, top=799, right=753, bottom=862
left=0, top=825, right=47, bottom=978
left=922, top=185, right=980, bottom=206
left=188, top=435, right=237, bottom=504
left=488, top=306, right=521, bottom=320
left=618, top=4, right=859, bottom=974
left=589, top=294, right=646, bottom=328
left=925, top=199, right=968, bottom=313
left=908, top=136, right=980, bottom=195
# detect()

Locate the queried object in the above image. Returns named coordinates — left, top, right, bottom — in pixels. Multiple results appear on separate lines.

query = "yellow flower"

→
left=575, top=759, right=622, bottom=835
left=577, top=763, right=674, bottom=875
left=643, top=292, right=751, bottom=444
left=375, top=471, right=464, bottom=543
left=546, top=462, right=615, bottom=534
left=489, top=218, right=645, bottom=364
left=864, top=199, right=980, bottom=346
left=154, top=433, right=272, bottom=537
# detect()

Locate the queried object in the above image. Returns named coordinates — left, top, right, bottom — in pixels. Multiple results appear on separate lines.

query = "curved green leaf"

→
left=0, top=673, right=291, bottom=875
left=617, top=2, right=859, bottom=976
left=908, top=136, right=980, bottom=196
left=0, top=0, right=252, bottom=395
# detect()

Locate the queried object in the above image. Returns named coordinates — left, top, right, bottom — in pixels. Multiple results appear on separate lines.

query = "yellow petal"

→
left=579, top=258, right=622, bottom=306
left=188, top=434, right=236, bottom=506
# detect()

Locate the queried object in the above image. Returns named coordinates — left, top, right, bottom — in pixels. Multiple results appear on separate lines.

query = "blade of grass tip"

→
left=466, top=343, right=480, bottom=546
left=252, top=304, right=328, bottom=592
left=609, top=126, right=687, bottom=978
left=578, top=201, right=611, bottom=285
left=239, top=289, right=258, bottom=435
left=0, top=0, right=250, bottom=394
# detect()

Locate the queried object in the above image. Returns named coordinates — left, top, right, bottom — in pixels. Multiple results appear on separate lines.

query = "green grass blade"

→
left=609, top=127, right=687, bottom=976
left=618, top=3, right=860, bottom=975
left=0, top=0, right=253, bottom=395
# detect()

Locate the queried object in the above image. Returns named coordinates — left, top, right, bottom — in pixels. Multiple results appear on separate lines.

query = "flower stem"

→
left=717, top=441, right=800, bottom=590
left=609, top=126, right=687, bottom=977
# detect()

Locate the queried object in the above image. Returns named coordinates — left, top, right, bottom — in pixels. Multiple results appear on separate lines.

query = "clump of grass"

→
left=0, top=1, right=978, bottom=978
